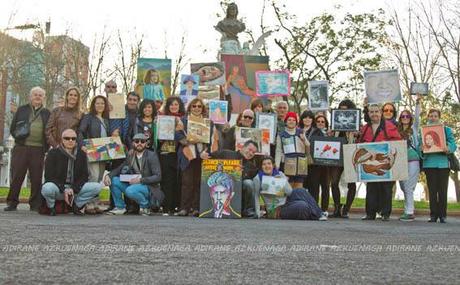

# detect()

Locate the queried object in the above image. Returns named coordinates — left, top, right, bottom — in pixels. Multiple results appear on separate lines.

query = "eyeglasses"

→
left=106, top=85, right=116, bottom=88
left=316, top=120, right=325, bottom=124
left=133, top=139, right=147, bottom=144
left=191, top=104, right=203, bottom=109
left=400, top=114, right=411, bottom=119
left=63, top=137, right=77, bottom=141
left=243, top=115, right=254, bottom=120
left=383, top=109, right=394, bottom=113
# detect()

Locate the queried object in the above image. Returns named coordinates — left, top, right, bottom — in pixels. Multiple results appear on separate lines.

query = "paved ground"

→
left=1, top=205, right=460, bottom=284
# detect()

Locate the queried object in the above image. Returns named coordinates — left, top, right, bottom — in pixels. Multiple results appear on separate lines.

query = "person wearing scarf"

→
left=253, top=156, right=325, bottom=220
left=41, top=129, right=103, bottom=216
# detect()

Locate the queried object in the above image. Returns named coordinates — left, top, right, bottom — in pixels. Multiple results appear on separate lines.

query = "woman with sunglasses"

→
left=421, top=108, right=457, bottom=223
left=127, top=99, right=158, bottom=151
left=176, top=98, right=213, bottom=216
left=158, top=97, right=185, bottom=216
left=396, top=95, right=422, bottom=222
left=78, top=95, right=110, bottom=214
left=275, top=112, right=309, bottom=189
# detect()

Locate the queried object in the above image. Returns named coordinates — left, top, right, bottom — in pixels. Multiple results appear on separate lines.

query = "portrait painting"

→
left=180, top=74, right=199, bottom=96
left=308, top=80, right=329, bottom=110
left=255, top=70, right=290, bottom=97
left=421, top=124, right=446, bottom=154
left=364, top=69, right=401, bottom=103
left=136, top=58, right=172, bottom=101
left=208, top=100, right=228, bottom=124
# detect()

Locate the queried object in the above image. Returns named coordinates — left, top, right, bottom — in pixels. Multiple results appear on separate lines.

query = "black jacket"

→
left=78, top=113, right=109, bottom=145
left=10, top=104, right=50, bottom=151
left=44, top=147, right=89, bottom=193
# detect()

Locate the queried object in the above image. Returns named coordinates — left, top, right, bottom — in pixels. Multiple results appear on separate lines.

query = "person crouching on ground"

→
left=104, top=133, right=163, bottom=216
left=41, top=129, right=102, bottom=216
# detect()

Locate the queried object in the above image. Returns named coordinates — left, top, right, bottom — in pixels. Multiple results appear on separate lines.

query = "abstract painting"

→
left=83, top=136, right=126, bottom=162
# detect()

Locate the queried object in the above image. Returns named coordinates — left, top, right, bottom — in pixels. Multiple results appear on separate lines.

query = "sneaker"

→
left=376, top=212, right=382, bottom=219
left=107, top=207, right=126, bottom=215
left=319, top=211, right=328, bottom=221
left=399, top=213, right=415, bottom=222
left=4, top=205, right=17, bottom=211
left=140, top=208, right=151, bottom=216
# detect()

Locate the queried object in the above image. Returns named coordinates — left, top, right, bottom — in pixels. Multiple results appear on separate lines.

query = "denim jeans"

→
left=399, top=160, right=420, bottom=215
left=110, top=177, right=150, bottom=209
left=41, top=182, right=102, bottom=208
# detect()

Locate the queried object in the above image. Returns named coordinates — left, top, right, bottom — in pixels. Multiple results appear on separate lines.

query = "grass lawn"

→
left=2, top=187, right=460, bottom=210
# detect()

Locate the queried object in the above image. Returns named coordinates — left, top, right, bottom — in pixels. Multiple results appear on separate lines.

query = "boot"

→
left=342, top=205, right=350, bottom=219
left=331, top=204, right=342, bottom=218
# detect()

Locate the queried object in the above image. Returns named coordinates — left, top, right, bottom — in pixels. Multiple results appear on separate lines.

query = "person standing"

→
left=5, top=87, right=50, bottom=211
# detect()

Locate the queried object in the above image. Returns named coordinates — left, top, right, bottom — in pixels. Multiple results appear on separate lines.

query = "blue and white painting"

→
left=255, top=71, right=290, bottom=97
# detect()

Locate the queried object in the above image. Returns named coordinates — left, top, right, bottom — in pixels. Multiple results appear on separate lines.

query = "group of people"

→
left=4, top=82, right=457, bottom=223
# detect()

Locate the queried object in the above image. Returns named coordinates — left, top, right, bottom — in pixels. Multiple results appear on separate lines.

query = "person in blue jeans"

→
left=104, top=133, right=163, bottom=216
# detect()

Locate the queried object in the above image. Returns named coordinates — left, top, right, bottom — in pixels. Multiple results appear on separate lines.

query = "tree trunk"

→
left=449, top=171, right=460, bottom=202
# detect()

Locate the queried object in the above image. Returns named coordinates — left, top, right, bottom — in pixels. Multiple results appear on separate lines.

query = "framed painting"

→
left=256, top=113, right=277, bottom=144
left=421, top=124, right=446, bottom=154
left=410, top=82, right=429, bottom=95
left=136, top=58, right=172, bottom=101
left=310, top=136, right=346, bottom=166
left=255, top=70, right=290, bottom=97
left=308, top=80, right=329, bottom=111
left=191, top=62, right=226, bottom=86
left=364, top=69, right=401, bottom=103
left=208, top=100, right=228, bottom=125
left=330, top=109, right=361, bottom=132
left=187, top=117, right=211, bottom=144
left=157, top=115, right=176, bottom=141
left=107, top=93, right=126, bottom=119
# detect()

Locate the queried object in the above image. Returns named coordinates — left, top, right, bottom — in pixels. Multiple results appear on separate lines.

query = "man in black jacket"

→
left=104, top=133, right=163, bottom=216
left=41, top=129, right=103, bottom=216
left=201, top=140, right=259, bottom=217
left=5, top=87, right=51, bottom=212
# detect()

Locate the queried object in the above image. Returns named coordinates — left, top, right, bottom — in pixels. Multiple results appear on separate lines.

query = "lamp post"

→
left=5, top=135, right=14, bottom=187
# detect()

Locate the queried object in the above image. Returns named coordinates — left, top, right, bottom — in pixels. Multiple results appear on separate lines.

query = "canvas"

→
left=180, top=74, right=199, bottom=106
left=83, top=136, right=126, bottom=162
left=199, top=159, right=242, bottom=218
left=208, top=100, right=228, bottom=124
left=308, top=80, right=329, bottom=110
left=256, top=113, right=277, bottom=144
left=191, top=62, right=226, bottom=86
left=255, top=70, right=290, bottom=97
left=157, top=115, right=176, bottom=141
left=107, top=93, right=126, bottom=119
left=421, top=124, right=446, bottom=154
left=221, top=54, right=270, bottom=113
left=364, top=69, right=401, bottom=103
left=260, top=176, right=288, bottom=218
left=310, top=136, right=346, bottom=166
left=343, top=140, right=408, bottom=182
left=331, top=109, right=361, bottom=132
left=187, top=117, right=211, bottom=144
left=235, top=127, right=262, bottom=152
left=197, top=86, right=221, bottom=105
left=136, top=58, right=172, bottom=101
left=410, top=82, right=429, bottom=95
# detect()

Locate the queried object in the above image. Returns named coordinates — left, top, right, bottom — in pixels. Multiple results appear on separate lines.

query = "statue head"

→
left=226, top=3, right=238, bottom=19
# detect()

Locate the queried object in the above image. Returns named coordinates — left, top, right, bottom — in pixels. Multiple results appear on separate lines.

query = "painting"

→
left=82, top=136, right=126, bottom=162
left=330, top=109, right=361, bottom=132
left=107, top=93, right=125, bottom=119
left=410, top=82, right=429, bottom=95
left=221, top=54, right=270, bottom=113
left=208, top=100, right=228, bottom=124
left=187, top=117, right=211, bottom=144
left=364, top=69, right=401, bottom=103
left=199, top=159, right=242, bottom=218
left=281, top=136, right=305, bottom=155
left=343, top=140, right=408, bottom=182
left=283, top=157, right=308, bottom=176
left=191, top=62, right=226, bottom=86
left=136, top=58, right=172, bottom=101
left=180, top=74, right=199, bottom=107
left=308, top=80, right=329, bottom=110
left=310, top=136, right=346, bottom=166
left=260, top=176, right=288, bottom=218
left=157, top=115, right=175, bottom=141
left=421, top=124, right=446, bottom=154
left=235, top=127, right=261, bottom=152
left=256, top=113, right=277, bottom=144
left=255, top=70, right=290, bottom=97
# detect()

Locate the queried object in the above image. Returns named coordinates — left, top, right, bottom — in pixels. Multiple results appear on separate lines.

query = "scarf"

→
left=257, top=168, right=280, bottom=181
left=58, top=145, right=77, bottom=185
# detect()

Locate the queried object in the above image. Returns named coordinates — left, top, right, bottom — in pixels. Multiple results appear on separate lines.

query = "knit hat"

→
left=284, top=111, right=298, bottom=123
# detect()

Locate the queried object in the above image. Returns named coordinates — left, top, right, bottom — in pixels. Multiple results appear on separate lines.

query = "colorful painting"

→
left=136, top=58, right=172, bottom=101
left=107, top=93, right=126, bottom=119
left=187, top=117, right=211, bottom=144
left=199, top=159, right=242, bottom=218
left=256, top=113, right=277, bottom=144
left=310, top=136, right=346, bottom=166
left=421, top=124, right=446, bottom=154
left=308, top=80, right=329, bottom=110
left=191, top=62, right=226, bottom=86
left=157, top=115, right=175, bottom=141
left=179, top=74, right=199, bottom=107
left=343, top=140, right=408, bottom=182
left=410, top=82, right=429, bottom=95
left=331, top=109, right=361, bottom=132
left=235, top=127, right=261, bottom=152
left=208, top=100, right=228, bottom=124
left=83, top=136, right=126, bottom=162
left=364, top=69, right=401, bottom=103
left=255, top=70, right=290, bottom=97
left=260, top=176, right=287, bottom=218
left=221, top=54, right=270, bottom=113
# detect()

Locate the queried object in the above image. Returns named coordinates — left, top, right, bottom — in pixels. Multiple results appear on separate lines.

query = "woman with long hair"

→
left=127, top=99, right=158, bottom=151
left=46, top=87, right=83, bottom=148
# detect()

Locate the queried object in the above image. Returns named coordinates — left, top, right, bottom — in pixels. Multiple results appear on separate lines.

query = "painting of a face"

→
left=210, top=185, right=232, bottom=218
left=425, top=134, right=434, bottom=147
left=365, top=69, right=401, bottom=103
left=191, top=62, right=225, bottom=85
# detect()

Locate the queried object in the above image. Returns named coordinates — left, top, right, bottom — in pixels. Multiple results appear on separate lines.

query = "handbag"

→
left=448, top=153, right=460, bottom=172
left=13, top=108, right=42, bottom=140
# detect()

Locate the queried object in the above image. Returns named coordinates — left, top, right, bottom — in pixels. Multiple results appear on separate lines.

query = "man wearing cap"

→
left=104, top=133, right=163, bottom=216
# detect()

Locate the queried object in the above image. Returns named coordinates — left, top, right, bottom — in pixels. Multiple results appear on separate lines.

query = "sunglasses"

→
left=243, top=115, right=254, bottom=120
left=191, top=104, right=203, bottom=108
left=316, top=120, right=325, bottom=123
left=400, top=114, right=411, bottom=119
left=63, top=137, right=77, bottom=141
left=133, top=139, right=147, bottom=144
left=383, top=109, right=394, bottom=113
left=106, top=85, right=116, bottom=88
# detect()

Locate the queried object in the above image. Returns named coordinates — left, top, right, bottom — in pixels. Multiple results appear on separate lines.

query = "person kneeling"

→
left=253, top=156, right=327, bottom=221
left=104, top=133, right=162, bottom=216
left=41, top=129, right=102, bottom=216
